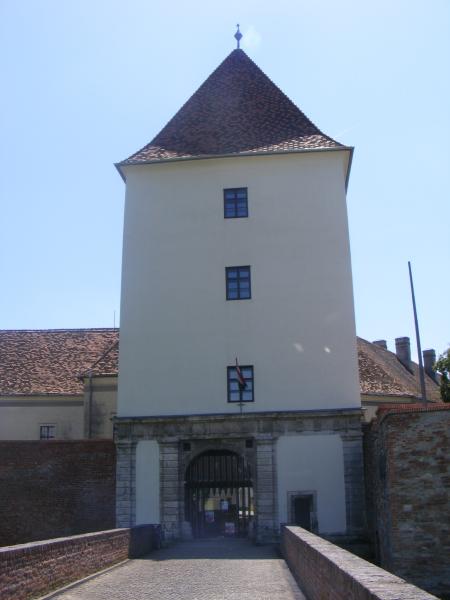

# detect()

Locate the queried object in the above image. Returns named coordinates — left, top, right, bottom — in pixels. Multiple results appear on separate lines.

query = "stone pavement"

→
left=50, top=538, right=307, bottom=600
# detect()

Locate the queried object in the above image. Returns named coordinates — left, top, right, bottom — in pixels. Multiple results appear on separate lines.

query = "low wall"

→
left=281, top=526, right=438, bottom=600
left=0, top=440, right=115, bottom=546
left=0, top=525, right=160, bottom=600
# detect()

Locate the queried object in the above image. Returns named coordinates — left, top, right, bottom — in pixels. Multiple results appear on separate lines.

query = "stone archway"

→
left=184, top=449, right=254, bottom=538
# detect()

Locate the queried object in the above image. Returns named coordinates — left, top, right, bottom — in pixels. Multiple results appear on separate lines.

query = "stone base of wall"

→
left=115, top=408, right=365, bottom=543
left=282, top=526, right=438, bottom=600
left=0, top=525, right=159, bottom=600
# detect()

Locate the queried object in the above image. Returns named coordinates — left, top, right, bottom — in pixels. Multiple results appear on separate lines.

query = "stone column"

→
left=342, top=429, right=366, bottom=535
left=116, top=440, right=137, bottom=528
left=160, top=440, right=181, bottom=540
left=255, top=436, right=278, bottom=543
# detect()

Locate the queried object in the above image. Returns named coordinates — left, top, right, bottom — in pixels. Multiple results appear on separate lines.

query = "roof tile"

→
left=0, top=331, right=440, bottom=401
left=85, top=340, right=119, bottom=377
left=119, top=49, right=342, bottom=166
left=357, top=337, right=440, bottom=402
left=0, top=329, right=119, bottom=395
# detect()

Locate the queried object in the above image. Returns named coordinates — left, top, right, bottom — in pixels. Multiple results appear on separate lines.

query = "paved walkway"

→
left=51, top=539, right=306, bottom=600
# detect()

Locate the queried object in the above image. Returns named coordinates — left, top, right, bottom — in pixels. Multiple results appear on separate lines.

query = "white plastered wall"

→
left=0, top=398, right=84, bottom=440
left=118, top=151, right=360, bottom=417
left=136, top=440, right=160, bottom=524
left=84, top=377, right=118, bottom=439
left=276, top=434, right=347, bottom=534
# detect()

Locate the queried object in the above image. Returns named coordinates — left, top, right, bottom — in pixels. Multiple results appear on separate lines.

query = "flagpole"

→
left=408, top=261, right=427, bottom=405
left=235, top=357, right=246, bottom=414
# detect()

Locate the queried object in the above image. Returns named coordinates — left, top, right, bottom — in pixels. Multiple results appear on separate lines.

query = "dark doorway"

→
left=292, top=494, right=313, bottom=531
left=185, top=450, right=253, bottom=538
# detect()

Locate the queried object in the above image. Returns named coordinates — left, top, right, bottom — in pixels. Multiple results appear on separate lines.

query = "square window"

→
left=224, top=188, right=248, bottom=218
left=40, top=424, right=56, bottom=439
left=227, top=365, right=254, bottom=403
left=226, top=266, right=251, bottom=300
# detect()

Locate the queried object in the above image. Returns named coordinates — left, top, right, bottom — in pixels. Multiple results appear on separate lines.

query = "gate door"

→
left=185, top=450, right=253, bottom=538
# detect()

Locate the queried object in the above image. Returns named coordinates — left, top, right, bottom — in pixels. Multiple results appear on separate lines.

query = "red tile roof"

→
left=0, top=329, right=119, bottom=395
left=85, top=340, right=119, bottom=377
left=357, top=337, right=440, bottom=402
left=0, top=330, right=440, bottom=401
left=119, top=49, right=342, bottom=167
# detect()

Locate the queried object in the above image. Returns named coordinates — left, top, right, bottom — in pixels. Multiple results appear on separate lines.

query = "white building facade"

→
left=115, top=47, right=365, bottom=541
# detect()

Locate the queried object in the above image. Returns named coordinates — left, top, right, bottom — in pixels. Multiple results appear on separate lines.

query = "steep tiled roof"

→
left=119, top=49, right=342, bottom=167
left=357, top=337, right=440, bottom=402
left=0, top=329, right=119, bottom=395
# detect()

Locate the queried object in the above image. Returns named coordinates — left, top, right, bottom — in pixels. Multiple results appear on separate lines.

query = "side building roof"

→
left=118, top=49, right=344, bottom=170
left=84, top=340, right=119, bottom=377
left=0, top=329, right=440, bottom=402
left=358, top=337, right=440, bottom=402
left=0, top=329, right=119, bottom=396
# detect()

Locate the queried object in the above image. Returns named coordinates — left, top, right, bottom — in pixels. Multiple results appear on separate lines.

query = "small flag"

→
left=235, top=358, right=247, bottom=391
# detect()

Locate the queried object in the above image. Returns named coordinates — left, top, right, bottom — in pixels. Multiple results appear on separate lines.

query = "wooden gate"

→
left=185, top=450, right=253, bottom=538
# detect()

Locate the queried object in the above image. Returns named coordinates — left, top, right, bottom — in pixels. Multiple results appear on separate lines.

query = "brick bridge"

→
left=50, top=539, right=304, bottom=600
left=1, top=526, right=438, bottom=600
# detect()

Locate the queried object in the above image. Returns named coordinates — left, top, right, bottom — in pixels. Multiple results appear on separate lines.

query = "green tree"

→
left=435, top=348, right=450, bottom=403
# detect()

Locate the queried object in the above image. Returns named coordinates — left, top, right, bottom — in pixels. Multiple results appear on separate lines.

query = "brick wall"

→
left=364, top=405, right=450, bottom=599
left=281, top=525, right=438, bottom=600
left=0, top=525, right=159, bottom=600
left=0, top=440, right=116, bottom=546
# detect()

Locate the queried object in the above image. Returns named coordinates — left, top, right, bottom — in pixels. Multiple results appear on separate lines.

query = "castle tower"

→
left=115, top=47, right=364, bottom=541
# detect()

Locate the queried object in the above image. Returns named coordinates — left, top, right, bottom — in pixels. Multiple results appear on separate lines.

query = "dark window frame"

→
left=224, top=188, right=248, bottom=219
left=227, top=365, right=254, bottom=403
left=40, top=424, right=56, bottom=440
left=225, top=266, right=251, bottom=300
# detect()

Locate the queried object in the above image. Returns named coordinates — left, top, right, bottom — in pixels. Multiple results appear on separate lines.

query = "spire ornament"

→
left=234, top=24, right=243, bottom=49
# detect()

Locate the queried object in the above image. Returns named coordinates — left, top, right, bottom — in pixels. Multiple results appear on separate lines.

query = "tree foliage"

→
left=435, top=348, right=450, bottom=403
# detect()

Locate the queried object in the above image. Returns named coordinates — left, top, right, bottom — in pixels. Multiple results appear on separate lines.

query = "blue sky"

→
left=1, top=0, right=449, bottom=360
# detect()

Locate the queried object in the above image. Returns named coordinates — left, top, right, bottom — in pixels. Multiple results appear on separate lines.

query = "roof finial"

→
left=234, top=24, right=243, bottom=49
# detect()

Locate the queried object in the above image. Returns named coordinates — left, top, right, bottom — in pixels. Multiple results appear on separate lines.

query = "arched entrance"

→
left=185, top=449, right=254, bottom=538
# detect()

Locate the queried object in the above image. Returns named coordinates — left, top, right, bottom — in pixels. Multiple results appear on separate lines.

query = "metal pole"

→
left=408, top=261, right=427, bottom=405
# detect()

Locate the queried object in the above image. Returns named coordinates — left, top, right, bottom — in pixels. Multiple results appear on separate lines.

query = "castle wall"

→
left=0, top=440, right=115, bottom=546
left=364, top=406, right=450, bottom=598
left=118, top=151, right=360, bottom=417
